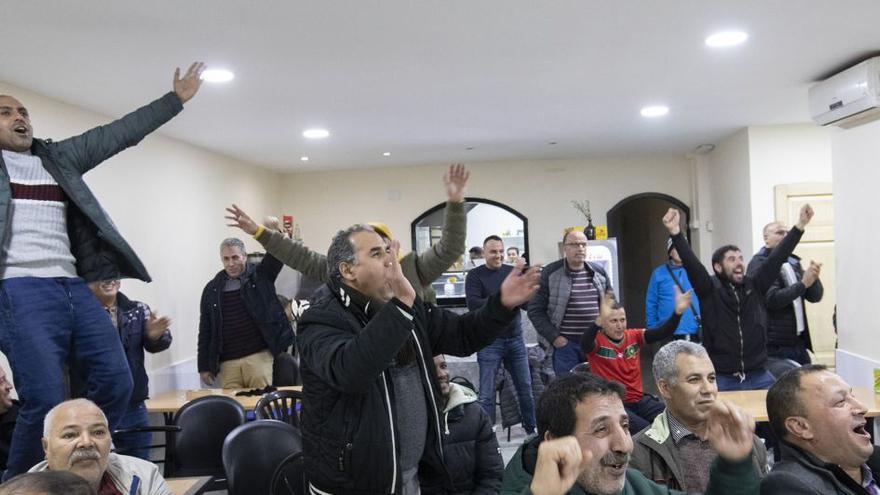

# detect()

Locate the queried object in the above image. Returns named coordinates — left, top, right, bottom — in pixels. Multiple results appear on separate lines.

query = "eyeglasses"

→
left=564, top=242, right=588, bottom=248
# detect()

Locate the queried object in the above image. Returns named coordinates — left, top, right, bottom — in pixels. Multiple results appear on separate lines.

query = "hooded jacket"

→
left=30, top=452, right=170, bottom=495
left=670, top=227, right=804, bottom=375
left=298, top=282, right=516, bottom=494
left=422, top=382, right=503, bottom=494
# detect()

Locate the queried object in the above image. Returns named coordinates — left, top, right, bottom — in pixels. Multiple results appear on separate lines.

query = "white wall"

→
left=705, top=128, right=753, bottom=257
left=747, top=124, right=832, bottom=252
left=0, top=82, right=283, bottom=385
left=278, top=156, right=695, bottom=266
left=831, top=118, right=880, bottom=383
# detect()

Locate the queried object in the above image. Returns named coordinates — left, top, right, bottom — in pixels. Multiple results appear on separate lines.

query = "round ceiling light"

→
left=302, top=128, right=330, bottom=139
left=705, top=30, right=749, bottom=48
left=200, top=69, right=235, bottom=83
left=640, top=105, right=670, bottom=118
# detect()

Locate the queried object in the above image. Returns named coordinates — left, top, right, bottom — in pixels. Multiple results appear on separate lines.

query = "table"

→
left=146, top=385, right=302, bottom=416
left=166, top=476, right=211, bottom=495
left=719, top=386, right=880, bottom=422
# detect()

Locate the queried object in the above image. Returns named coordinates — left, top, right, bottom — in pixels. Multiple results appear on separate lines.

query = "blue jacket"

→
left=645, top=262, right=701, bottom=335
left=198, top=254, right=294, bottom=375
left=116, top=292, right=172, bottom=405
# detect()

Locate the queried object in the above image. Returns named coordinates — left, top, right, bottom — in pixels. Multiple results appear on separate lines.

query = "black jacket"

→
left=197, top=254, right=293, bottom=374
left=747, top=248, right=823, bottom=350
left=0, top=401, right=17, bottom=471
left=297, top=284, right=516, bottom=494
left=422, top=383, right=503, bottom=494
left=671, top=227, right=803, bottom=375
left=761, top=442, right=880, bottom=494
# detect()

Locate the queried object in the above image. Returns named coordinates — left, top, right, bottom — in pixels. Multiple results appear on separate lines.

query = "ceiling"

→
left=3, top=1, right=879, bottom=171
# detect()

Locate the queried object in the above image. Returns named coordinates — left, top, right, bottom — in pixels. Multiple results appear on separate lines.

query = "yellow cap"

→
left=368, top=222, right=393, bottom=240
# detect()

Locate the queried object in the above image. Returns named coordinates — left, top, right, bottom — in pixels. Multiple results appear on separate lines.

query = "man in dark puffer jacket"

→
left=422, top=355, right=503, bottom=494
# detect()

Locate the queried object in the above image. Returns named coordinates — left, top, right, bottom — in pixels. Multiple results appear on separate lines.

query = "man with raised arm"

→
left=225, top=163, right=470, bottom=304
left=661, top=205, right=814, bottom=391
left=0, top=62, right=204, bottom=477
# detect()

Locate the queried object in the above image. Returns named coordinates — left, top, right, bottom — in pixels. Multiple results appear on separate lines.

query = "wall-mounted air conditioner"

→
left=809, top=56, right=880, bottom=129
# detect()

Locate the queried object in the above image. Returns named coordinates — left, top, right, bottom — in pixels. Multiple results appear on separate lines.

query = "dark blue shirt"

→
left=465, top=264, right=521, bottom=337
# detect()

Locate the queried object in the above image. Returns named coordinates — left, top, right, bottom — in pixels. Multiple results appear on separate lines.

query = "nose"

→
left=851, top=396, right=869, bottom=416
left=610, top=423, right=633, bottom=453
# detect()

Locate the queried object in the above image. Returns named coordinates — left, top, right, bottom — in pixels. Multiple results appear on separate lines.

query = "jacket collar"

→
left=642, top=410, right=671, bottom=444
left=779, top=440, right=878, bottom=492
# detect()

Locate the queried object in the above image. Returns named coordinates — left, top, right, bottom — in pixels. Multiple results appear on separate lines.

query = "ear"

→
left=42, top=437, right=49, bottom=456
left=712, top=262, right=723, bottom=275
left=657, top=378, right=673, bottom=401
left=544, top=431, right=555, bottom=442
left=339, top=261, right=357, bottom=282
left=784, top=416, right=813, bottom=441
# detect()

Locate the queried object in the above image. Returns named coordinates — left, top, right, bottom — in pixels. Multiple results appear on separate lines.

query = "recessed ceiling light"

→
left=303, top=128, right=330, bottom=139
left=705, top=30, right=748, bottom=48
left=200, top=69, right=234, bottom=83
left=300, top=156, right=309, bottom=162
left=382, top=152, right=392, bottom=157
left=640, top=105, right=669, bottom=118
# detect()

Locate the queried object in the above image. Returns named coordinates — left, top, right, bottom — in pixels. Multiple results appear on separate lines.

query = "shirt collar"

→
left=861, top=464, right=880, bottom=494
left=666, top=412, right=699, bottom=445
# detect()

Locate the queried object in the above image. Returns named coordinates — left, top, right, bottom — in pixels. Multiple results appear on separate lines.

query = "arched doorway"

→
left=606, top=193, right=691, bottom=328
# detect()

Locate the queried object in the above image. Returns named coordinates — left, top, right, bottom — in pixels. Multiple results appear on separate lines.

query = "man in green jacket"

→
left=0, top=62, right=204, bottom=477
left=224, top=163, right=469, bottom=304
left=502, top=373, right=760, bottom=495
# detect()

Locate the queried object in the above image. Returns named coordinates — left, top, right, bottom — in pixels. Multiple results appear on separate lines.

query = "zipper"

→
left=337, top=442, right=353, bottom=471
left=411, top=330, right=444, bottom=459
left=381, top=371, right=398, bottom=493
left=732, top=284, right=745, bottom=379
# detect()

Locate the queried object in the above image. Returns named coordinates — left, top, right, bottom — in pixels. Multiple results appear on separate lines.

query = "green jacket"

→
left=631, top=411, right=768, bottom=490
left=0, top=92, right=184, bottom=282
left=504, top=436, right=760, bottom=495
left=255, top=200, right=467, bottom=303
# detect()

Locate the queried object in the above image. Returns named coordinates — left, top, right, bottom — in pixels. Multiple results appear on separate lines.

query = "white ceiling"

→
left=3, top=1, right=879, bottom=171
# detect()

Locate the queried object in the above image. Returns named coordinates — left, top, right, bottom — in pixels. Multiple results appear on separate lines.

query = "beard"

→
left=577, top=452, right=629, bottom=495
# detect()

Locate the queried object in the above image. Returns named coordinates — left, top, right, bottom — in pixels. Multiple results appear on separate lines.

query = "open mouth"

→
left=13, top=125, right=28, bottom=135
left=601, top=458, right=628, bottom=476
left=853, top=423, right=870, bottom=439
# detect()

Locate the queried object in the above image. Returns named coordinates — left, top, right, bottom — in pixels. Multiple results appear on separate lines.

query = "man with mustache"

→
left=631, top=340, right=769, bottom=491
left=503, top=373, right=760, bottom=495
left=28, top=399, right=170, bottom=495
left=661, top=204, right=814, bottom=391
left=762, top=365, right=880, bottom=494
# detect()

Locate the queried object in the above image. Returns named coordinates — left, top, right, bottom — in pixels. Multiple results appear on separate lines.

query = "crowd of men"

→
left=0, top=59, right=864, bottom=495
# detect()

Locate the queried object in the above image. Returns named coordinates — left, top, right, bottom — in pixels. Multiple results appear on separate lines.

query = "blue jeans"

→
left=112, top=401, right=151, bottom=460
left=477, top=335, right=536, bottom=433
left=0, top=277, right=133, bottom=478
left=552, top=340, right=584, bottom=378
left=716, top=369, right=776, bottom=391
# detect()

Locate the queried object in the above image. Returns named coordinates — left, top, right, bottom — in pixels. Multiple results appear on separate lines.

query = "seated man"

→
left=580, top=290, right=691, bottom=433
left=762, top=365, right=879, bottom=494
left=28, top=399, right=170, bottom=495
left=421, top=355, right=504, bottom=494
left=631, top=340, right=769, bottom=491
left=0, top=471, right=92, bottom=495
left=502, top=373, right=759, bottom=495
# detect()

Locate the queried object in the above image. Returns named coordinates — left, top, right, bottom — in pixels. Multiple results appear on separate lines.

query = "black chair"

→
left=255, top=390, right=304, bottom=427
left=112, top=425, right=181, bottom=476
left=271, top=451, right=306, bottom=495
left=170, top=395, right=246, bottom=482
left=222, top=420, right=303, bottom=495
left=273, top=352, right=300, bottom=386
left=766, top=357, right=802, bottom=379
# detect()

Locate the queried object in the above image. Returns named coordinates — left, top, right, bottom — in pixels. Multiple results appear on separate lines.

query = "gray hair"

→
left=220, top=237, right=246, bottom=254
left=327, top=224, right=376, bottom=281
left=43, top=399, right=108, bottom=438
left=652, top=340, right=710, bottom=385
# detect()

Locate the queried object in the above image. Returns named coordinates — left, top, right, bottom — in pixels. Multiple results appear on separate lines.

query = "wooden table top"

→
left=718, top=386, right=880, bottom=422
left=166, top=476, right=211, bottom=495
left=146, top=386, right=302, bottom=414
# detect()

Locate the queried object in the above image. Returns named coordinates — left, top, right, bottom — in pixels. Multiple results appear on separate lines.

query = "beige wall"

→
left=278, top=156, right=695, bottom=266
left=832, top=118, right=880, bottom=384
left=0, top=82, right=284, bottom=377
left=704, top=128, right=754, bottom=258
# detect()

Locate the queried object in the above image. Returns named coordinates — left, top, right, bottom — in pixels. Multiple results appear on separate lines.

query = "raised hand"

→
left=173, top=62, right=206, bottom=104
left=802, top=261, right=822, bottom=288
left=706, top=399, right=755, bottom=463
left=595, top=291, right=617, bottom=327
left=225, top=204, right=259, bottom=235
left=662, top=208, right=682, bottom=236
left=385, top=239, right=416, bottom=307
left=674, top=287, right=693, bottom=315
left=144, top=312, right=171, bottom=341
left=530, top=436, right=592, bottom=495
left=499, top=260, right=542, bottom=310
left=264, top=216, right=281, bottom=232
left=795, top=204, right=814, bottom=231
left=444, top=163, right=470, bottom=203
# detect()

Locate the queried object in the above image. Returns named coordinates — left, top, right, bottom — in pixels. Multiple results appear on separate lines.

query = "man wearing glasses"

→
left=86, top=280, right=171, bottom=459
left=529, top=229, right=612, bottom=377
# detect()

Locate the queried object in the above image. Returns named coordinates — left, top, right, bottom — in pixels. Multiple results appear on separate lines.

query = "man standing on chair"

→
left=0, top=62, right=204, bottom=478
left=747, top=221, right=823, bottom=365
left=197, top=238, right=294, bottom=389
